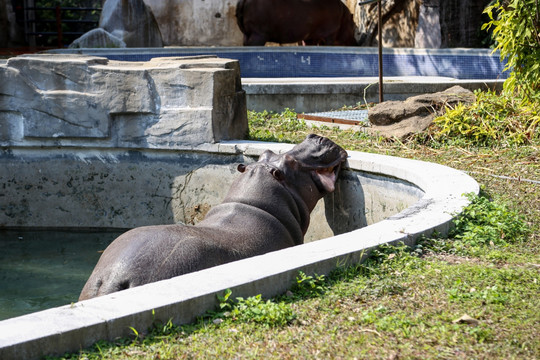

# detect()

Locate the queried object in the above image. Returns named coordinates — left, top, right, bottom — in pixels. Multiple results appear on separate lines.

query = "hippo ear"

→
left=277, top=154, right=299, bottom=171
left=258, top=150, right=277, bottom=163
left=237, top=164, right=247, bottom=173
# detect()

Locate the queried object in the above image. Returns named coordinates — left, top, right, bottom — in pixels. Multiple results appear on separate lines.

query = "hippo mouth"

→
left=311, top=165, right=339, bottom=193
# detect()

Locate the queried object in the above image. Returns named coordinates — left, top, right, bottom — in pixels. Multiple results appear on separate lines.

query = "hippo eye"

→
left=237, top=164, right=247, bottom=173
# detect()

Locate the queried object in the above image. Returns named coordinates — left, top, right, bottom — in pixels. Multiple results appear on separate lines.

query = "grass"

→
left=50, top=98, right=539, bottom=359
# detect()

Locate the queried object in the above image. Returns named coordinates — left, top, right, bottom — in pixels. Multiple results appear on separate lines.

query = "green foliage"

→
left=230, top=295, right=296, bottom=327
left=447, top=278, right=509, bottom=305
left=289, top=271, right=327, bottom=299
left=451, top=193, right=530, bottom=246
left=215, top=289, right=296, bottom=327
left=425, top=193, right=531, bottom=256
left=362, top=242, right=425, bottom=274
left=430, top=90, right=539, bottom=147
left=248, top=108, right=309, bottom=143
left=483, top=0, right=540, bottom=100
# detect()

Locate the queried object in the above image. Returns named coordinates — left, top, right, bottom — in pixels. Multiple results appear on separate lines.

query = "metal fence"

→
left=20, top=1, right=101, bottom=48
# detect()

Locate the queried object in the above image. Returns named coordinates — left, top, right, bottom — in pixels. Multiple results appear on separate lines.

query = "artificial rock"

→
left=0, top=54, right=247, bottom=147
left=367, top=85, right=476, bottom=138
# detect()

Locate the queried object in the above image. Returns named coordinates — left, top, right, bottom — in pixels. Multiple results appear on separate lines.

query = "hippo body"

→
left=235, top=0, right=357, bottom=46
left=79, top=135, right=347, bottom=300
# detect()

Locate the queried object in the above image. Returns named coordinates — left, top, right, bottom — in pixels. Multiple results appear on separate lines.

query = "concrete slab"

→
left=242, top=76, right=504, bottom=112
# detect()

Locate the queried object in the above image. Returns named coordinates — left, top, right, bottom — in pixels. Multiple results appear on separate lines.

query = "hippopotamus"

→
left=235, top=0, right=357, bottom=46
left=79, top=134, right=347, bottom=300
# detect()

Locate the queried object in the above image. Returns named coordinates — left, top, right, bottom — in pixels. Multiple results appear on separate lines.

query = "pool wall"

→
left=50, top=47, right=508, bottom=79
left=0, top=146, right=422, bottom=243
left=0, top=141, right=479, bottom=360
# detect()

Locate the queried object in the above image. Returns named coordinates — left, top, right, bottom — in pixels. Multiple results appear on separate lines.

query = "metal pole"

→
left=378, top=0, right=383, bottom=103
left=56, top=6, right=63, bottom=48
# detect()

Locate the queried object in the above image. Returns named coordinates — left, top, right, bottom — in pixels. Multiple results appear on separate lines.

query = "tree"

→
left=483, top=0, right=540, bottom=100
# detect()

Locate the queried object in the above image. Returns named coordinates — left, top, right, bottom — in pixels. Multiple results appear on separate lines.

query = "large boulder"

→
left=100, top=0, right=163, bottom=47
left=367, top=86, right=476, bottom=138
left=0, top=54, right=247, bottom=146
left=69, top=28, right=126, bottom=48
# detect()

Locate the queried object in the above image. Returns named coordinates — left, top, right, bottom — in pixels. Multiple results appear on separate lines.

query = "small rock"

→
left=367, top=86, right=476, bottom=139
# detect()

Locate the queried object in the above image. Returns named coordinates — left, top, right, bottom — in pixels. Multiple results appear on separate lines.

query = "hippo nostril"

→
left=237, top=164, right=247, bottom=173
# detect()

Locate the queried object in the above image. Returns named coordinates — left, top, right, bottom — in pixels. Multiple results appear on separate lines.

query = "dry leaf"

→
left=452, top=314, right=480, bottom=326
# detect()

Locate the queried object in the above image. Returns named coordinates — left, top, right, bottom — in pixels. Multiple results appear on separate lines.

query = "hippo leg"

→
left=244, top=32, right=267, bottom=46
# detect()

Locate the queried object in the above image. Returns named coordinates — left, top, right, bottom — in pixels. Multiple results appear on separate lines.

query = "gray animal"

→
left=79, top=134, right=347, bottom=300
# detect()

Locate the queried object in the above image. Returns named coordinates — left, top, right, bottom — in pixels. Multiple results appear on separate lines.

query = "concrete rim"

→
left=0, top=140, right=479, bottom=360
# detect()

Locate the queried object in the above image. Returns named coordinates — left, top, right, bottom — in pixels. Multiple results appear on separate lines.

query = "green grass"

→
left=50, top=97, right=539, bottom=359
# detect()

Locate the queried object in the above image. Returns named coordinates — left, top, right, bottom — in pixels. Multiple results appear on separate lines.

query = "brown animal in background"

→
left=236, top=0, right=357, bottom=46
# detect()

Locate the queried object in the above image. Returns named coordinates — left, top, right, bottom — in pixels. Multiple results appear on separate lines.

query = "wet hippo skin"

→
left=79, top=134, right=348, bottom=300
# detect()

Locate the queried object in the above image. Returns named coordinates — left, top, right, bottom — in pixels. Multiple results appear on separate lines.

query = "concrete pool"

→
left=0, top=140, right=479, bottom=359
left=0, top=53, right=479, bottom=359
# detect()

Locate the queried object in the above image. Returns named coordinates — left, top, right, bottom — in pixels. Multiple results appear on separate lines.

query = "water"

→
left=0, top=230, right=123, bottom=320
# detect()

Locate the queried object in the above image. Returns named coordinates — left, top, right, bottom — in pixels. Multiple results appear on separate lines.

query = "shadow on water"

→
left=0, top=229, right=123, bottom=320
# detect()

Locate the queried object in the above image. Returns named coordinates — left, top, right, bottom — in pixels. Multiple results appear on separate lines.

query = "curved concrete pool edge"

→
left=0, top=141, right=479, bottom=360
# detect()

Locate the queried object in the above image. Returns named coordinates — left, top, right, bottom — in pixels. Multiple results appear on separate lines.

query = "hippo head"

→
left=238, top=134, right=348, bottom=212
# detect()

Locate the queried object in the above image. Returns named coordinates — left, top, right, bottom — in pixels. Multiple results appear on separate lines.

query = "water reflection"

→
left=0, top=230, right=123, bottom=320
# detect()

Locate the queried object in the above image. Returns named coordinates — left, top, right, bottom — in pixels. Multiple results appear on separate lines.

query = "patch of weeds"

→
left=211, top=289, right=295, bottom=327
left=229, top=294, right=296, bottom=327
left=424, top=192, right=530, bottom=257
left=248, top=108, right=309, bottom=143
left=446, top=278, right=509, bottom=305
left=452, top=193, right=529, bottom=252
left=288, top=271, right=327, bottom=299
left=428, top=90, right=539, bottom=147
left=362, top=242, right=426, bottom=276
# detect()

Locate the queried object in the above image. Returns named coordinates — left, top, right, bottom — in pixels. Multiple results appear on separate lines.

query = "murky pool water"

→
left=0, top=230, right=123, bottom=320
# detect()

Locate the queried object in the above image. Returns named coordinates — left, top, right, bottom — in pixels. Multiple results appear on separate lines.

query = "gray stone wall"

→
left=0, top=54, right=247, bottom=147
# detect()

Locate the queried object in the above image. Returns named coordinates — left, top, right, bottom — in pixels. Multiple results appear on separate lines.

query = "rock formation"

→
left=69, top=28, right=126, bottom=48
left=69, top=0, right=164, bottom=48
left=100, top=0, right=163, bottom=47
left=367, top=85, right=476, bottom=138
left=440, top=0, right=492, bottom=48
left=355, top=0, right=420, bottom=47
left=415, top=0, right=441, bottom=48
left=0, top=54, right=247, bottom=146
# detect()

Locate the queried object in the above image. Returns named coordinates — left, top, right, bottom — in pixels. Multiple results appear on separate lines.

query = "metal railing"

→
left=23, top=5, right=101, bottom=48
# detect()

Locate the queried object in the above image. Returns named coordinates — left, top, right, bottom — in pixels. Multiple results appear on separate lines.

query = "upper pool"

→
left=48, top=47, right=509, bottom=80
